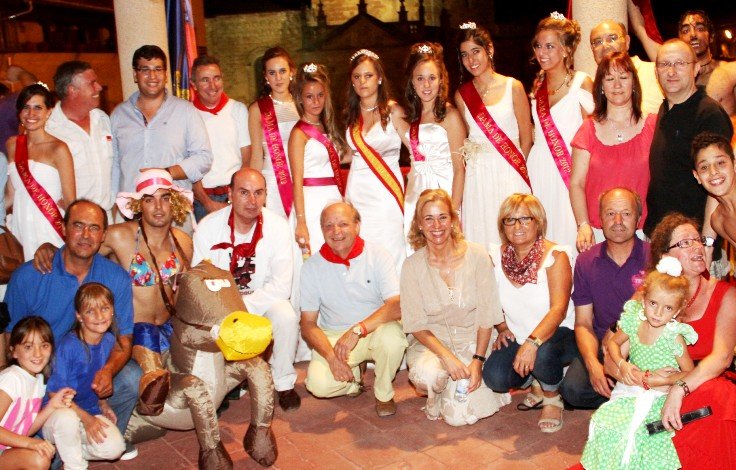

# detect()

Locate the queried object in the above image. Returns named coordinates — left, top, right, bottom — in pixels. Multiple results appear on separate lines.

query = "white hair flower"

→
left=656, top=256, right=683, bottom=277
left=303, top=63, right=318, bottom=73
left=417, top=44, right=433, bottom=54
left=550, top=11, right=566, bottom=21
left=350, top=49, right=379, bottom=62
left=459, top=22, right=477, bottom=30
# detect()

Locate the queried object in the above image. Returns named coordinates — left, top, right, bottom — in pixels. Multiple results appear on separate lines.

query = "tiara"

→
left=550, top=11, right=565, bottom=21
left=36, top=81, right=49, bottom=91
left=459, top=22, right=476, bottom=30
left=350, top=49, right=379, bottom=62
left=417, top=44, right=433, bottom=54
left=303, top=63, right=318, bottom=73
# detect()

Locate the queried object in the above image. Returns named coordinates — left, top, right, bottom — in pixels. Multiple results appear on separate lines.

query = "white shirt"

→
left=45, top=102, right=115, bottom=210
left=197, top=99, right=250, bottom=188
left=192, top=205, right=293, bottom=313
left=632, top=55, right=665, bottom=116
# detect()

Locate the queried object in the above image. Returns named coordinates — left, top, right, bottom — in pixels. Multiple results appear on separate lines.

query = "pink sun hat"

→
left=115, top=169, right=194, bottom=219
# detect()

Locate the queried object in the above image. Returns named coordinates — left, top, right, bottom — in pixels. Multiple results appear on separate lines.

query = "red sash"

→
left=210, top=210, right=263, bottom=276
left=409, top=120, right=427, bottom=162
left=535, top=76, right=573, bottom=188
left=257, top=97, right=293, bottom=216
left=294, top=120, right=346, bottom=196
left=193, top=92, right=229, bottom=115
left=14, top=134, right=65, bottom=240
left=459, top=82, right=531, bottom=189
left=348, top=116, right=404, bottom=212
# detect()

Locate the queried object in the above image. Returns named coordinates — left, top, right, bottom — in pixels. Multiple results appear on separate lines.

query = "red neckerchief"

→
left=319, top=236, right=365, bottom=267
left=193, top=92, right=229, bottom=115
left=211, top=210, right=263, bottom=274
left=501, top=237, right=544, bottom=285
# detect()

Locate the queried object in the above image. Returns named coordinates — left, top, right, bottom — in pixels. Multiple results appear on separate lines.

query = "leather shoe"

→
left=278, top=389, right=301, bottom=411
left=375, top=398, right=396, bottom=417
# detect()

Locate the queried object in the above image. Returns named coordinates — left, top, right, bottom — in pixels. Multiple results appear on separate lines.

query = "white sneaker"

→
left=119, top=441, right=138, bottom=461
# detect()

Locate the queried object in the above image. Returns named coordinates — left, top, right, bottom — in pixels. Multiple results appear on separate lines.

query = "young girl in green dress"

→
left=581, top=256, right=697, bottom=469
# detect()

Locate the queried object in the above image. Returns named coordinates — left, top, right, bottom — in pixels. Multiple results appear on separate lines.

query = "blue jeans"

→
left=559, top=352, right=609, bottom=409
left=108, top=360, right=143, bottom=436
left=483, top=327, right=578, bottom=392
left=194, top=192, right=229, bottom=222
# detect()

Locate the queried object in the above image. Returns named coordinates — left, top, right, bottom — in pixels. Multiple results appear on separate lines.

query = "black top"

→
left=644, top=86, right=733, bottom=236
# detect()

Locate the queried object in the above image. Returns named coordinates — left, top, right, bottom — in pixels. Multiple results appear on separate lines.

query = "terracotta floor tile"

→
left=422, top=435, right=507, bottom=466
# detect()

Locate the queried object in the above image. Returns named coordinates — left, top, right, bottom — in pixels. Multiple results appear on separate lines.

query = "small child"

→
left=42, top=282, right=126, bottom=469
left=581, top=257, right=698, bottom=469
left=0, top=317, right=74, bottom=469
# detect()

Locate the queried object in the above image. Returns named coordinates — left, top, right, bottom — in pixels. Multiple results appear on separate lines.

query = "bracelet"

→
left=472, top=354, right=486, bottom=363
left=358, top=321, right=368, bottom=337
left=577, top=220, right=590, bottom=228
left=642, top=370, right=652, bottom=390
left=674, top=379, right=691, bottom=396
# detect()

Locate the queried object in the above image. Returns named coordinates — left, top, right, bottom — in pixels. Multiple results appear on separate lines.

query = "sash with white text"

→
left=535, top=76, right=573, bottom=188
left=257, top=97, right=293, bottom=216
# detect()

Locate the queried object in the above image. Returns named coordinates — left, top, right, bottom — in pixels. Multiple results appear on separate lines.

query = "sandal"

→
left=538, top=394, right=564, bottom=433
left=516, top=379, right=543, bottom=411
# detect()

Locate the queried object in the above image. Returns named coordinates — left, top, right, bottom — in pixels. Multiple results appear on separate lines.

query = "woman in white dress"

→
left=401, top=42, right=466, bottom=256
left=6, top=84, right=75, bottom=260
left=248, top=46, right=300, bottom=220
left=288, top=63, right=346, bottom=255
left=344, top=49, right=407, bottom=274
left=454, top=22, right=534, bottom=247
left=527, top=12, right=594, bottom=255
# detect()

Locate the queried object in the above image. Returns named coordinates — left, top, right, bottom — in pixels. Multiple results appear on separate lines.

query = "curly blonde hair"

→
left=407, top=189, right=463, bottom=250
left=127, top=190, right=191, bottom=225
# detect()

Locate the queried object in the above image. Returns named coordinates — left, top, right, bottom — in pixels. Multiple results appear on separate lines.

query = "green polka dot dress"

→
left=581, top=300, right=698, bottom=470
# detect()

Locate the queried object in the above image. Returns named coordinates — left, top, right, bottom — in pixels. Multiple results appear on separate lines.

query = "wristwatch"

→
left=526, top=335, right=543, bottom=347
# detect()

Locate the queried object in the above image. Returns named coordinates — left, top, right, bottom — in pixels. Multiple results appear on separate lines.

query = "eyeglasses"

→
left=502, top=216, right=535, bottom=226
left=135, top=67, right=166, bottom=75
left=655, top=60, right=695, bottom=71
left=667, top=235, right=715, bottom=251
left=591, top=34, right=621, bottom=48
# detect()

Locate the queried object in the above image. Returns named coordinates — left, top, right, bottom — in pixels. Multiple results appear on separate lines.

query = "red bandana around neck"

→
left=501, top=237, right=544, bottom=285
left=193, top=92, right=229, bottom=115
left=210, top=210, right=263, bottom=274
left=319, top=236, right=365, bottom=267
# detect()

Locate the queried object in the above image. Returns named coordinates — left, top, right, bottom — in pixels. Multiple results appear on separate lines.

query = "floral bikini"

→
left=129, top=227, right=182, bottom=287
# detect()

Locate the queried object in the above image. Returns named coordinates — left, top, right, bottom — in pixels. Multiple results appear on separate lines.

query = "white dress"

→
left=527, top=72, right=594, bottom=256
left=345, top=117, right=405, bottom=275
left=260, top=98, right=299, bottom=219
left=403, top=123, right=454, bottom=255
left=8, top=161, right=65, bottom=261
left=461, top=77, right=530, bottom=248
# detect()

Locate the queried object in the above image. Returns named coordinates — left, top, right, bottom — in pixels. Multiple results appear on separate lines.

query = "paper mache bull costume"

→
left=124, top=261, right=278, bottom=468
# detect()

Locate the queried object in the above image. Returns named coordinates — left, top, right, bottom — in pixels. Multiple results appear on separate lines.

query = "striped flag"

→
left=166, top=0, right=198, bottom=100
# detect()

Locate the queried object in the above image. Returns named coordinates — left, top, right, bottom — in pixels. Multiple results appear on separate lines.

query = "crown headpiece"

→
left=417, top=44, right=433, bottom=54
left=459, top=22, right=476, bottom=30
left=350, top=49, right=379, bottom=62
left=36, top=81, right=49, bottom=91
left=550, top=11, right=565, bottom=21
left=303, top=63, right=318, bottom=73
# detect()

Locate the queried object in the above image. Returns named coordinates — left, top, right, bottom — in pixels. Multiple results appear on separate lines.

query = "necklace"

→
left=360, top=103, right=378, bottom=112
left=685, top=277, right=703, bottom=310
left=698, top=59, right=714, bottom=77
left=548, top=72, right=572, bottom=96
left=269, top=94, right=292, bottom=105
left=303, top=117, right=321, bottom=126
left=608, top=117, right=633, bottom=143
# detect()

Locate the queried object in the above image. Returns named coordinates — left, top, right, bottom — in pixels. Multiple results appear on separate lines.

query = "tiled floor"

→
left=93, top=362, right=591, bottom=469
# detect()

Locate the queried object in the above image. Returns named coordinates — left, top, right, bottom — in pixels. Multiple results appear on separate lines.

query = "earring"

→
left=378, top=80, right=382, bottom=85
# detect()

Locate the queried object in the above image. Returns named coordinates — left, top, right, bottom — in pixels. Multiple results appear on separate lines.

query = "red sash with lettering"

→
left=13, top=134, right=65, bottom=239
left=535, top=76, right=573, bottom=188
left=257, top=97, right=293, bottom=216
left=459, top=82, right=531, bottom=190
left=409, top=120, right=427, bottom=163
left=348, top=116, right=404, bottom=212
left=294, top=120, right=346, bottom=196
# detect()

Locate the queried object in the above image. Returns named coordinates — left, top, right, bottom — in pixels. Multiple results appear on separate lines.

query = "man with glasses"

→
left=588, top=21, right=663, bottom=115
left=111, top=45, right=212, bottom=226
left=643, top=39, right=732, bottom=239
left=560, top=188, right=648, bottom=409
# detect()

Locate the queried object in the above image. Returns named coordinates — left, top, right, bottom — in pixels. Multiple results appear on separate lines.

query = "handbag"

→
left=0, top=226, right=24, bottom=284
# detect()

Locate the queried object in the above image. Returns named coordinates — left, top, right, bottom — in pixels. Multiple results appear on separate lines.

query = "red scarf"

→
left=193, top=92, right=229, bottom=115
left=210, top=210, right=263, bottom=275
left=501, top=237, right=544, bottom=285
left=319, top=236, right=365, bottom=267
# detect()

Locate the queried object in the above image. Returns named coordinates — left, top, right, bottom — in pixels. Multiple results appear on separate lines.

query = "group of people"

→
left=0, top=3, right=735, bottom=469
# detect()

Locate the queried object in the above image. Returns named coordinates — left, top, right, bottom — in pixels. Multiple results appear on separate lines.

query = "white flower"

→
left=656, top=256, right=683, bottom=277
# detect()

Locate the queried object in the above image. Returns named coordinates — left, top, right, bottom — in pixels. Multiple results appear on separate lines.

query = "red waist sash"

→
left=294, top=120, right=345, bottom=196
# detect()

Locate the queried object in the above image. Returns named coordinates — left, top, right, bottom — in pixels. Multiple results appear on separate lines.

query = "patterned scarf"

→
left=501, top=237, right=544, bottom=285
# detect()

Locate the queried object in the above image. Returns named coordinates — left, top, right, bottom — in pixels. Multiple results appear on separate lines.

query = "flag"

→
left=166, top=0, right=198, bottom=100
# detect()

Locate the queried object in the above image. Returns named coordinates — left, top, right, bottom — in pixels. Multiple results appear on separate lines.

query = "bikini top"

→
left=129, top=228, right=181, bottom=287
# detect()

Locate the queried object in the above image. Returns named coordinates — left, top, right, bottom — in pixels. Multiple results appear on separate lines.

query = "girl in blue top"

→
left=43, top=282, right=125, bottom=469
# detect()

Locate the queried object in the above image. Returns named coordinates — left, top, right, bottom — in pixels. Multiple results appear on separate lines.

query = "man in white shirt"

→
left=190, top=55, right=251, bottom=221
left=192, top=168, right=300, bottom=411
left=46, top=61, right=115, bottom=218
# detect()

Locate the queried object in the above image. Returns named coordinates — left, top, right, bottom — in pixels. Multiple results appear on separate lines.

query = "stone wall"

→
left=205, top=11, right=303, bottom=104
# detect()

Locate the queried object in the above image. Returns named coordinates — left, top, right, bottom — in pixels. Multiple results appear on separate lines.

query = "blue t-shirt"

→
left=46, top=331, right=115, bottom=415
left=5, top=248, right=134, bottom=340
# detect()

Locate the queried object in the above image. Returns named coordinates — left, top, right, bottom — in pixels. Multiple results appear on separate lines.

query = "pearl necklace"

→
left=270, top=94, right=292, bottom=105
